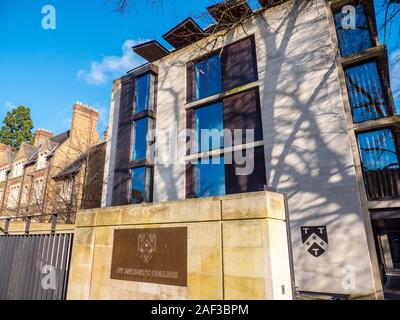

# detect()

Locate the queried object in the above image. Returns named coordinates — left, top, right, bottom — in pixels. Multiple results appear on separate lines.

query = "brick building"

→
left=0, top=102, right=105, bottom=223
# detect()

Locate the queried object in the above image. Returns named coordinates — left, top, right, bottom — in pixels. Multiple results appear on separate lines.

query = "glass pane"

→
left=130, top=167, right=146, bottom=204
left=358, top=129, right=399, bottom=171
left=194, top=102, right=224, bottom=152
left=334, top=4, right=373, bottom=57
left=194, top=156, right=226, bottom=197
left=195, top=54, right=222, bottom=100
left=135, top=73, right=151, bottom=112
left=345, top=61, right=389, bottom=123
left=388, top=232, right=400, bottom=269
left=133, top=118, right=149, bottom=160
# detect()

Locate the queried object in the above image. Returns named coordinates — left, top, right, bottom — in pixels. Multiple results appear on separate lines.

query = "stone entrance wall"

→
left=67, top=191, right=293, bottom=300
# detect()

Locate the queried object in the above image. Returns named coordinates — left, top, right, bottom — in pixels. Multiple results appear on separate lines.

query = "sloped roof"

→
left=162, top=18, right=206, bottom=49
left=50, top=130, right=70, bottom=144
left=207, top=0, right=253, bottom=27
left=132, top=40, right=169, bottom=62
left=25, top=130, right=71, bottom=166
left=53, top=142, right=105, bottom=179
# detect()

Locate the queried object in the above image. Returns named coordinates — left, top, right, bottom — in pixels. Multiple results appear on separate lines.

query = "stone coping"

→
left=76, top=191, right=287, bottom=228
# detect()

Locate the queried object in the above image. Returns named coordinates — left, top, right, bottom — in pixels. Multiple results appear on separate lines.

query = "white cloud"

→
left=77, top=39, right=148, bottom=85
left=5, top=101, right=16, bottom=110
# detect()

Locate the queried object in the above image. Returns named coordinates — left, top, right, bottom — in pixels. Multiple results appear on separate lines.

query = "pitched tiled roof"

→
left=53, top=142, right=105, bottom=179
left=25, top=130, right=71, bottom=166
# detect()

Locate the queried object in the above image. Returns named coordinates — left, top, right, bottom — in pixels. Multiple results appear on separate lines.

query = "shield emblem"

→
left=138, top=233, right=157, bottom=264
left=301, top=226, right=328, bottom=257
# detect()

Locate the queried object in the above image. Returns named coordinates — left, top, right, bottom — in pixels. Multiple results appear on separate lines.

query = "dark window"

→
left=223, top=88, right=263, bottom=144
left=194, top=54, right=222, bottom=100
left=357, top=128, right=400, bottom=200
left=193, top=156, right=226, bottom=197
left=225, top=147, right=266, bottom=194
left=334, top=4, right=373, bottom=57
left=135, top=73, right=151, bottom=112
left=132, top=118, right=149, bottom=160
left=221, top=35, right=258, bottom=91
left=388, top=232, right=400, bottom=269
left=345, top=61, right=389, bottom=123
left=130, top=167, right=145, bottom=204
left=194, top=102, right=224, bottom=152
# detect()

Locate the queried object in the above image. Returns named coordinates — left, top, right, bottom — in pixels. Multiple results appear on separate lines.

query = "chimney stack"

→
left=70, top=101, right=99, bottom=145
left=34, top=129, right=53, bottom=146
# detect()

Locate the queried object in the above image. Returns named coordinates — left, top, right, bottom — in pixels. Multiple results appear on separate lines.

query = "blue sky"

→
left=0, top=0, right=398, bottom=137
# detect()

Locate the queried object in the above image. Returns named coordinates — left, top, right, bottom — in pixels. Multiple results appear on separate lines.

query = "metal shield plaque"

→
left=110, top=227, right=187, bottom=286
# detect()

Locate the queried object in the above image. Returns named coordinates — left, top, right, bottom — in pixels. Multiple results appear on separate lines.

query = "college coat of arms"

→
left=138, top=234, right=157, bottom=264
left=301, top=226, right=328, bottom=257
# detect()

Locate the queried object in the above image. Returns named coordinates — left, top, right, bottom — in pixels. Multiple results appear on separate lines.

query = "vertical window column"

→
left=129, top=71, right=157, bottom=204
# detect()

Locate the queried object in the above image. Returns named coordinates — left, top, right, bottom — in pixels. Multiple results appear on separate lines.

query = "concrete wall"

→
left=103, top=0, right=378, bottom=297
left=68, top=191, right=292, bottom=300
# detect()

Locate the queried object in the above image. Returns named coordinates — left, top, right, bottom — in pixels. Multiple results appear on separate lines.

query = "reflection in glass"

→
left=130, top=167, right=146, bottom=204
left=195, top=54, right=222, bottom=100
left=194, top=102, right=224, bottom=152
left=334, top=4, right=373, bottom=57
left=133, top=118, right=149, bottom=160
left=358, top=129, right=399, bottom=171
left=388, top=232, right=400, bottom=269
left=194, top=156, right=226, bottom=197
left=345, top=61, right=389, bottom=123
left=136, top=73, right=151, bottom=112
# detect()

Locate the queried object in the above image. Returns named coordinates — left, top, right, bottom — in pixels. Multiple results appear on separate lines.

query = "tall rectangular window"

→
left=132, top=117, right=150, bottom=160
left=193, top=156, right=226, bottom=198
left=135, top=73, right=151, bottom=113
left=33, top=178, right=44, bottom=203
left=12, top=161, right=24, bottom=178
left=334, top=3, right=373, bottom=57
left=194, top=54, right=222, bottom=100
left=0, top=168, right=7, bottom=182
left=357, top=128, right=400, bottom=200
left=8, top=185, right=20, bottom=208
left=130, top=167, right=152, bottom=204
left=194, top=102, right=224, bottom=152
left=345, top=61, right=389, bottom=123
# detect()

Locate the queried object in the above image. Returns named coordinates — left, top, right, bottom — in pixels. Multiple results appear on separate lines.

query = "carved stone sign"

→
left=110, top=227, right=187, bottom=286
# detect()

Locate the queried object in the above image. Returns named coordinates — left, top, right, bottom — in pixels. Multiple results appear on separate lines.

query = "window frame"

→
left=129, top=166, right=153, bottom=204
left=344, top=58, right=392, bottom=123
left=186, top=34, right=258, bottom=103
left=118, top=70, right=158, bottom=205
left=133, top=72, right=157, bottom=114
left=357, top=126, right=400, bottom=200
left=332, top=2, right=376, bottom=58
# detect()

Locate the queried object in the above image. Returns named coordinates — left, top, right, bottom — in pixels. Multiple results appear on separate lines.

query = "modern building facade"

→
left=0, top=102, right=105, bottom=223
left=102, top=0, right=400, bottom=299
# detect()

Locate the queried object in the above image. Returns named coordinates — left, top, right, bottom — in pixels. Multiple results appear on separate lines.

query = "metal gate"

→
left=0, top=233, right=73, bottom=300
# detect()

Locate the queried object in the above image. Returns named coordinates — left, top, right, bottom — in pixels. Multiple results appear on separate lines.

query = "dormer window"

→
left=37, top=152, right=47, bottom=170
left=12, top=161, right=24, bottom=178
